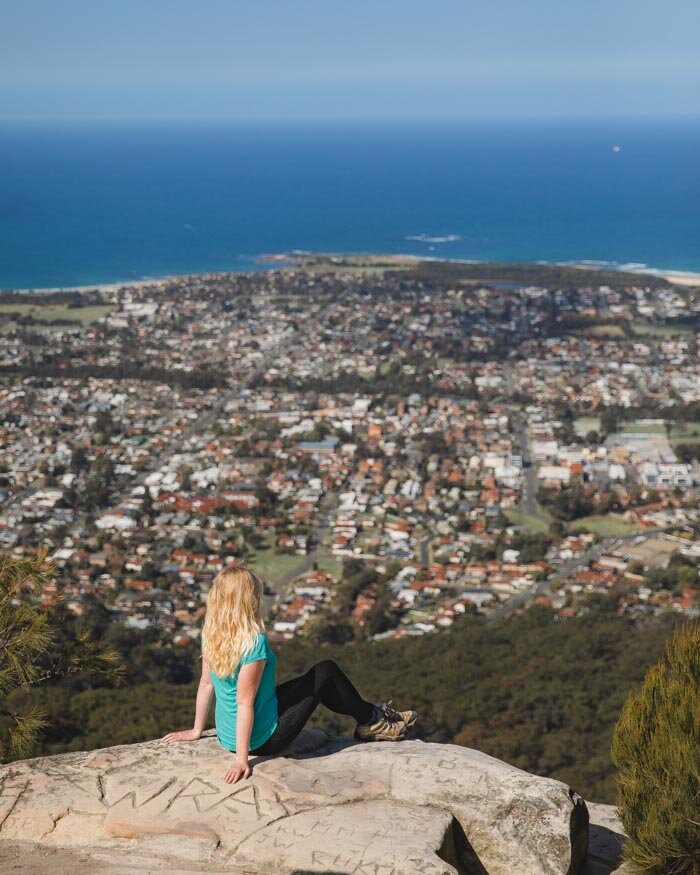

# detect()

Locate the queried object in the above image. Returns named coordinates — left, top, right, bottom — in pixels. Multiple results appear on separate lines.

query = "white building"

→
left=531, top=440, right=559, bottom=462
left=639, top=462, right=693, bottom=488
left=608, top=464, right=627, bottom=481
left=537, top=465, right=571, bottom=484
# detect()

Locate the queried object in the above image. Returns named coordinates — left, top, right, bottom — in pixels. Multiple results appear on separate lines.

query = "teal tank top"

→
left=204, top=631, right=279, bottom=752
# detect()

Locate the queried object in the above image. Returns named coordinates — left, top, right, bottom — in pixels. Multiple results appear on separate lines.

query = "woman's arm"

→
left=223, top=659, right=265, bottom=784
left=161, top=654, right=214, bottom=744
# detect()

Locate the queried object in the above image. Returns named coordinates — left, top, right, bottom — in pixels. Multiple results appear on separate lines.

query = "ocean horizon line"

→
left=2, top=113, right=700, bottom=126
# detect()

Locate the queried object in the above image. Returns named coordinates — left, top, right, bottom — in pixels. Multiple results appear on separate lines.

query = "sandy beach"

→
left=660, top=272, right=700, bottom=287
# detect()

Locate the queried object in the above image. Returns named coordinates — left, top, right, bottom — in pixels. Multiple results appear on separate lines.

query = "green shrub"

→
left=611, top=623, right=700, bottom=875
left=1, top=552, right=125, bottom=762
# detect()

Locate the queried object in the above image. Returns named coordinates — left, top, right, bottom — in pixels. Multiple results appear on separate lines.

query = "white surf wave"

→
left=405, top=234, right=462, bottom=244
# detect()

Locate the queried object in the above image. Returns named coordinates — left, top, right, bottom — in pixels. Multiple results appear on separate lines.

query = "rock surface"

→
left=583, top=804, right=630, bottom=875
left=0, top=729, right=606, bottom=875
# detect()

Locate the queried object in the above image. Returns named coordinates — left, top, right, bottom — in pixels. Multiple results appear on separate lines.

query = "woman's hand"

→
left=224, top=758, right=252, bottom=784
left=161, top=728, right=202, bottom=743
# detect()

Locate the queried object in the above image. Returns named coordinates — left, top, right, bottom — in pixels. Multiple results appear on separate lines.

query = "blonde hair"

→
left=202, top=566, right=265, bottom=677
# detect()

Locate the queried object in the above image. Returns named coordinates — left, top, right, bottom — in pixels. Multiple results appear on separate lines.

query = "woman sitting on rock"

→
left=162, top=565, right=417, bottom=784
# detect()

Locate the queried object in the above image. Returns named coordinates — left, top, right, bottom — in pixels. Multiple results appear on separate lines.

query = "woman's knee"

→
left=313, top=659, right=340, bottom=682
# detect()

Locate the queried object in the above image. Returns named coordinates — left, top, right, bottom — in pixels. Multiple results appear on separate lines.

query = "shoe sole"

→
left=355, top=736, right=407, bottom=742
left=354, top=731, right=407, bottom=742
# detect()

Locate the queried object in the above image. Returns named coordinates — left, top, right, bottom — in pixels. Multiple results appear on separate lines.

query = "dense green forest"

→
left=386, top=260, right=679, bottom=291
left=7, top=597, right=689, bottom=804
left=295, top=254, right=679, bottom=291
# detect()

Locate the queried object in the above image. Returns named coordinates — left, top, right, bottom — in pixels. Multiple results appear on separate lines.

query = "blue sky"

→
left=1, top=0, right=698, bottom=120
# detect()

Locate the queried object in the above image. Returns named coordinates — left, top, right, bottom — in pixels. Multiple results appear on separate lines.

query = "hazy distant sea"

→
left=0, top=118, right=698, bottom=289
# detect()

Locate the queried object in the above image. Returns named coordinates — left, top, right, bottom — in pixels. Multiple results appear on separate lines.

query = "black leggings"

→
left=250, top=659, right=374, bottom=756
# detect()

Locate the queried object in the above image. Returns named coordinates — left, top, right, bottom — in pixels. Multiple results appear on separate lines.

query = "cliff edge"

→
left=0, top=729, right=628, bottom=875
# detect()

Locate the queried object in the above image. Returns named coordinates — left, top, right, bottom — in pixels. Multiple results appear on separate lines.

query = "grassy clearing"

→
left=314, top=552, right=343, bottom=580
left=575, top=417, right=601, bottom=436
left=506, top=507, right=552, bottom=533
left=0, top=302, right=113, bottom=330
left=620, top=422, right=667, bottom=435
left=248, top=549, right=303, bottom=583
left=670, top=422, right=700, bottom=447
left=570, top=516, right=645, bottom=537
left=293, top=254, right=416, bottom=275
left=632, top=322, right=695, bottom=338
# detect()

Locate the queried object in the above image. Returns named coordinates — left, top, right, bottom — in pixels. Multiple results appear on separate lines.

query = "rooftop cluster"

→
left=1, top=259, right=698, bottom=646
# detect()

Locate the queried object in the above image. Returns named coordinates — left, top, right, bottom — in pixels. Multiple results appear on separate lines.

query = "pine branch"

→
left=5, top=704, right=48, bottom=761
left=70, top=628, right=127, bottom=685
left=0, top=550, right=126, bottom=760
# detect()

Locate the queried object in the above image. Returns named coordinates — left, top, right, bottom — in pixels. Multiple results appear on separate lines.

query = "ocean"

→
left=0, top=117, right=698, bottom=289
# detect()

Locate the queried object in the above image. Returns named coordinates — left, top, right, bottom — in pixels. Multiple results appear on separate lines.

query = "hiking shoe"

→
left=382, top=700, right=418, bottom=729
left=354, top=702, right=410, bottom=742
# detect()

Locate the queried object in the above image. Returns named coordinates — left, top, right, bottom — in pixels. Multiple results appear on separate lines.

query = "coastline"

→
left=3, top=118, right=698, bottom=298
left=655, top=272, right=700, bottom=288
left=4, top=253, right=700, bottom=296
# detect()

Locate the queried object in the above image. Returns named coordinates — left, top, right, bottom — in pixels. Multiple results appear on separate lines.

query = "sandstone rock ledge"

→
left=0, top=729, right=624, bottom=875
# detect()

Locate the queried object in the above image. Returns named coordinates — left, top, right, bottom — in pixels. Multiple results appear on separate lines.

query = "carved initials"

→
left=164, top=777, right=220, bottom=812
left=203, top=783, right=262, bottom=819
left=110, top=776, right=178, bottom=810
